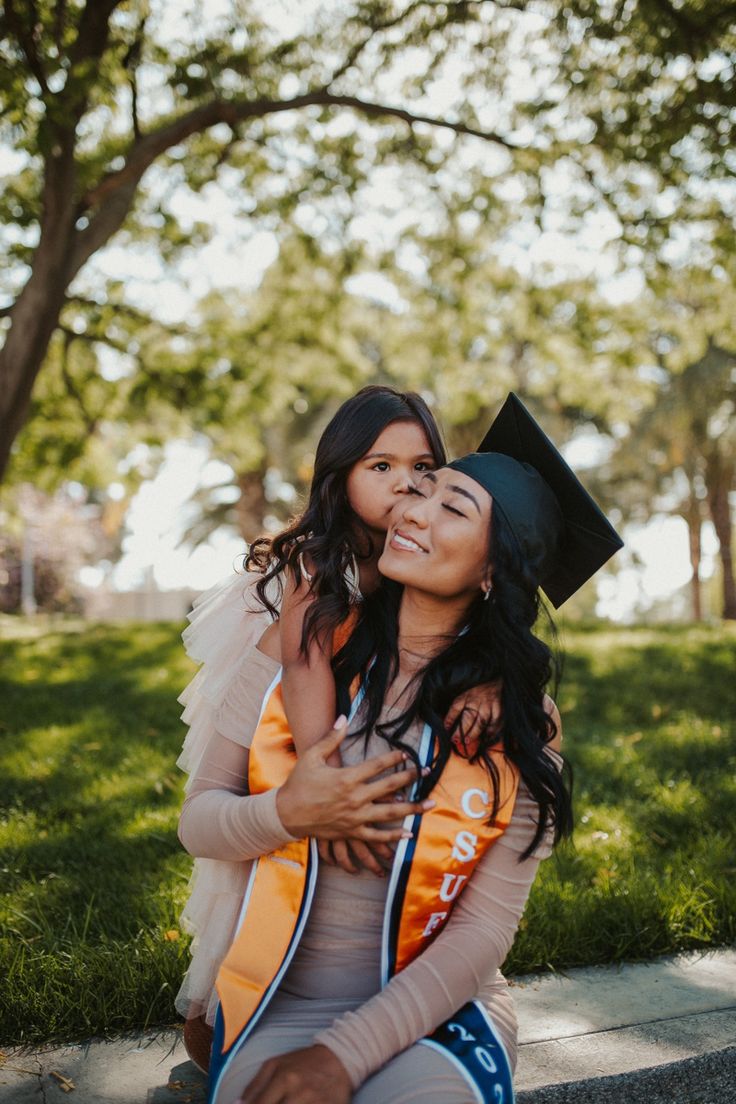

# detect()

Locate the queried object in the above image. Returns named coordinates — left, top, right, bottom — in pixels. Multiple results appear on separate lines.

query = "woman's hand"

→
left=318, top=837, right=395, bottom=877
left=276, top=717, right=433, bottom=842
left=445, top=679, right=503, bottom=757
left=239, top=1044, right=351, bottom=1104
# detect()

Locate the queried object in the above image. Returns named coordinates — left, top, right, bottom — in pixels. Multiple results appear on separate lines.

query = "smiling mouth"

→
left=391, top=530, right=429, bottom=554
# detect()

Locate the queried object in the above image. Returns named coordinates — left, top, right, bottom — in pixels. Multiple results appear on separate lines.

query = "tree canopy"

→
left=1, top=0, right=735, bottom=615
left=2, top=0, right=735, bottom=472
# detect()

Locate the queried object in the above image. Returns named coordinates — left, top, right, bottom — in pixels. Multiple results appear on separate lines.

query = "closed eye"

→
left=443, top=504, right=467, bottom=517
left=407, top=485, right=425, bottom=497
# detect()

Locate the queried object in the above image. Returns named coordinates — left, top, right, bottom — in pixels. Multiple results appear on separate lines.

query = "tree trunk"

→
left=685, top=498, right=703, bottom=622
left=0, top=171, right=142, bottom=482
left=706, top=458, right=736, bottom=620
left=235, top=467, right=269, bottom=544
left=0, top=271, right=71, bottom=479
left=0, top=139, right=79, bottom=480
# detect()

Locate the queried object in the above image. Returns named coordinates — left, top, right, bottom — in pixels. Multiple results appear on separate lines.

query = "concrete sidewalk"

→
left=513, top=948, right=736, bottom=1101
left=1, top=948, right=734, bottom=1103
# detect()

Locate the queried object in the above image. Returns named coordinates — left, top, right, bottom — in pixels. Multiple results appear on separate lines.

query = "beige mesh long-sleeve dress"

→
left=177, top=636, right=557, bottom=1104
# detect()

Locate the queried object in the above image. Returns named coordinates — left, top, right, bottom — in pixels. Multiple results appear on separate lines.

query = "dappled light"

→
left=2, top=619, right=734, bottom=1043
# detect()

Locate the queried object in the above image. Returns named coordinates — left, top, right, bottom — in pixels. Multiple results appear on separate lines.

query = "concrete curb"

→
left=2, top=949, right=734, bottom=1102
left=513, top=947, right=736, bottom=1096
left=0, top=1029, right=203, bottom=1103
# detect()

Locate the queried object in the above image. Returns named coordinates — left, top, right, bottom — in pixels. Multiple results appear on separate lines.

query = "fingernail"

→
left=335, top=714, right=347, bottom=729
left=421, top=766, right=431, bottom=776
left=422, top=799, right=436, bottom=810
left=401, top=830, right=413, bottom=839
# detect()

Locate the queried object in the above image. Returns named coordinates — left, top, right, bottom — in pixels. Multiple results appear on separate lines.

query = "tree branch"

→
left=58, top=330, right=99, bottom=435
left=68, top=0, right=125, bottom=67
left=648, top=0, right=736, bottom=55
left=69, top=178, right=139, bottom=278
left=65, top=295, right=191, bottom=336
left=327, top=0, right=432, bottom=85
left=54, top=0, right=68, bottom=54
left=81, top=90, right=518, bottom=213
left=4, top=0, right=49, bottom=95
left=121, top=12, right=146, bottom=142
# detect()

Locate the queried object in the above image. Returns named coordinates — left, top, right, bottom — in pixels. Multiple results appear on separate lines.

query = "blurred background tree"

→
left=0, top=482, right=119, bottom=613
left=1, top=0, right=734, bottom=616
left=585, top=264, right=735, bottom=620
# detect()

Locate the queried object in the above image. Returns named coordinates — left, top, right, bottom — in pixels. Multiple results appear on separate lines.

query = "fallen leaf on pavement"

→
left=49, top=1070, right=76, bottom=1092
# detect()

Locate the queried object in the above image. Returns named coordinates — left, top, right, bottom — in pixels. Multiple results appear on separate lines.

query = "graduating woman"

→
left=178, top=394, right=623, bottom=1104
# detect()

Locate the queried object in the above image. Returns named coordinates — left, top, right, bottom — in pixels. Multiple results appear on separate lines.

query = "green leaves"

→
left=0, top=0, right=733, bottom=590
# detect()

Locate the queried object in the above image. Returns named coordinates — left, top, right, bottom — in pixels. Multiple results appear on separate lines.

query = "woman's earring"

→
left=483, top=587, right=492, bottom=602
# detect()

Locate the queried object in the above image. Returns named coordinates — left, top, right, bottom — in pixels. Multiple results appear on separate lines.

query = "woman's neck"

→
left=396, top=587, right=471, bottom=668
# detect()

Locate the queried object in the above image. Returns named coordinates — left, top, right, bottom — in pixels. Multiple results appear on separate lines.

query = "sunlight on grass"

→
left=1, top=617, right=735, bottom=1043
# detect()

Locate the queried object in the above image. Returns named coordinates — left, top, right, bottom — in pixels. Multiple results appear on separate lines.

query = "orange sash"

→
left=209, top=669, right=519, bottom=1100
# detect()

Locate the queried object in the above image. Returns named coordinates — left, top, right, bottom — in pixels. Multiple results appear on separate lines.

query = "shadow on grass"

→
left=1, top=623, right=195, bottom=929
left=559, top=630, right=735, bottom=731
left=0, top=623, right=199, bottom=1042
left=506, top=628, right=736, bottom=975
left=2, top=620, right=735, bottom=1041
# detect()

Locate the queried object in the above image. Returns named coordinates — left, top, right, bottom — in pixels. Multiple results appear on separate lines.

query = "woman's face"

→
left=378, top=467, right=492, bottom=600
left=346, top=420, right=438, bottom=540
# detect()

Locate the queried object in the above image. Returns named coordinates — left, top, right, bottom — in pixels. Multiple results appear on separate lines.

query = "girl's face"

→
left=378, top=467, right=492, bottom=601
left=346, top=420, right=437, bottom=540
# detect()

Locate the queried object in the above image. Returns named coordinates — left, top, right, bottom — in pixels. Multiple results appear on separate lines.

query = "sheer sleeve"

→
left=178, top=730, right=298, bottom=862
left=313, top=761, right=560, bottom=1089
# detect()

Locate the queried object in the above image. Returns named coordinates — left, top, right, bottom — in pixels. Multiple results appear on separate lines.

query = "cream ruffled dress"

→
left=174, top=569, right=278, bottom=1025
left=174, top=562, right=359, bottom=1026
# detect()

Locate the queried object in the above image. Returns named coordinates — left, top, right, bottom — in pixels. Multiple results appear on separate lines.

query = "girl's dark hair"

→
left=333, top=502, right=573, bottom=858
left=246, top=385, right=446, bottom=649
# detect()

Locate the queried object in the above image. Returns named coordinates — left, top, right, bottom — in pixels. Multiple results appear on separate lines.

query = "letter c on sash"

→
left=439, top=873, right=468, bottom=902
left=461, top=788, right=490, bottom=819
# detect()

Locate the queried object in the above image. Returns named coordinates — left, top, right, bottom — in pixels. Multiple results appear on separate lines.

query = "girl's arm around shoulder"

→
left=279, top=565, right=338, bottom=759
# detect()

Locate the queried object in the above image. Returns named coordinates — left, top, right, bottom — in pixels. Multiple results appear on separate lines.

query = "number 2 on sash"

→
left=447, top=1023, right=499, bottom=1075
left=448, top=1021, right=473, bottom=1042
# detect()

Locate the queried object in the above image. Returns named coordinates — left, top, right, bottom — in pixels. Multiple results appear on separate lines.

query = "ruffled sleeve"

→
left=177, top=569, right=278, bottom=787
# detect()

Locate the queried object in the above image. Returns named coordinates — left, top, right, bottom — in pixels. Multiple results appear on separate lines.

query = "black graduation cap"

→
left=447, top=393, right=623, bottom=608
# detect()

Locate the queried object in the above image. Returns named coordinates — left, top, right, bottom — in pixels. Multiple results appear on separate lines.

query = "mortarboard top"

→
left=446, top=392, right=623, bottom=608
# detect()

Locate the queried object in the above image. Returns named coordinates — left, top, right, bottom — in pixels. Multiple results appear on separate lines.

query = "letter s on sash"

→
left=451, top=830, right=478, bottom=863
left=439, top=873, right=467, bottom=902
left=461, top=788, right=490, bottom=819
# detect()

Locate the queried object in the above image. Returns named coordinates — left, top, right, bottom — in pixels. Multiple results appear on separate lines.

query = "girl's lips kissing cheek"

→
left=390, top=530, right=428, bottom=554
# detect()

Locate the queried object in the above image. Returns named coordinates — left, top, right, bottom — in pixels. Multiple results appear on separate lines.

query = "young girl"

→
left=176, top=386, right=500, bottom=1068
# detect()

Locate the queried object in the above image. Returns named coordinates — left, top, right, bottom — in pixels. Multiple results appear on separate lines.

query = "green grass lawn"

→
left=1, top=616, right=735, bottom=1045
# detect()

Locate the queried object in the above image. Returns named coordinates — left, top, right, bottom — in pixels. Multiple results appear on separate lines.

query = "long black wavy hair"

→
left=246, top=385, right=447, bottom=651
left=332, top=500, right=573, bottom=859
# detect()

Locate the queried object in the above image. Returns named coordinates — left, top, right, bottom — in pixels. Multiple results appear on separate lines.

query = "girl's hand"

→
left=445, top=679, right=503, bottom=757
left=318, top=837, right=394, bottom=877
left=277, top=717, right=434, bottom=842
left=239, top=1044, right=351, bottom=1104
